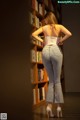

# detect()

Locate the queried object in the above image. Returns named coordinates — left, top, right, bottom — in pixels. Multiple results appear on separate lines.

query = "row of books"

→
left=30, top=13, right=34, bottom=25
left=33, top=87, right=46, bottom=104
left=30, top=12, right=42, bottom=28
left=31, top=0, right=54, bottom=27
left=34, top=15, right=40, bottom=28
left=32, top=0, right=43, bottom=15
left=31, top=50, right=42, bottom=63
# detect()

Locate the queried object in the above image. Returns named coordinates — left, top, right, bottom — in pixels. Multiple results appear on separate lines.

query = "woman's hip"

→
left=42, top=45, right=63, bottom=57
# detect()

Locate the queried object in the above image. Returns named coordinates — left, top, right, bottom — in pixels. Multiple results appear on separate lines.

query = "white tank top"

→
left=44, top=36, right=58, bottom=46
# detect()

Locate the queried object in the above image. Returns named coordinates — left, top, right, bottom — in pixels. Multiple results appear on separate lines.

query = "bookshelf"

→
left=31, top=37, right=49, bottom=107
left=30, top=0, right=63, bottom=108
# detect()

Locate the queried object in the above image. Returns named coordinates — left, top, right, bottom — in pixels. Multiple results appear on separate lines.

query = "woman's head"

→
left=44, top=12, right=57, bottom=25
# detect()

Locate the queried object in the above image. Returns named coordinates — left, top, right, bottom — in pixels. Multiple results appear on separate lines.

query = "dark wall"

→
left=61, top=4, right=80, bottom=92
left=0, top=1, right=33, bottom=120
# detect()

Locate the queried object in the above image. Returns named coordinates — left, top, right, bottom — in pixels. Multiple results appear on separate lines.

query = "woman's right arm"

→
left=32, top=27, right=43, bottom=43
left=59, top=25, right=72, bottom=43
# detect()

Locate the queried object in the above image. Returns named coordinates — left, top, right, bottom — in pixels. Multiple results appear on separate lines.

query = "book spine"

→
left=31, top=50, right=36, bottom=62
left=42, top=87, right=46, bottom=100
left=33, top=89, right=36, bottom=104
left=37, top=88, right=40, bottom=102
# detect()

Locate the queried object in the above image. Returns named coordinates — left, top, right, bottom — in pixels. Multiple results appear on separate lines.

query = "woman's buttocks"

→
left=50, top=45, right=63, bottom=57
left=42, top=44, right=63, bottom=58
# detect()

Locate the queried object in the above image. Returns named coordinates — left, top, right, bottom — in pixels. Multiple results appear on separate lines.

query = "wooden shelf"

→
left=38, top=80, right=49, bottom=84
left=38, top=99, right=45, bottom=104
left=33, top=100, right=45, bottom=109
left=37, top=44, right=43, bottom=49
left=37, top=62, right=43, bottom=64
left=32, top=80, right=49, bottom=84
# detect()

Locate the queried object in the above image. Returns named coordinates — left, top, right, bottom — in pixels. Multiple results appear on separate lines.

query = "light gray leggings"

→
left=42, top=45, right=64, bottom=103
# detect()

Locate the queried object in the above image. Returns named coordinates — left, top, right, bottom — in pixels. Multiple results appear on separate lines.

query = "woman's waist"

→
left=43, top=44, right=62, bottom=54
left=44, top=40, right=58, bottom=46
left=45, top=37, right=58, bottom=44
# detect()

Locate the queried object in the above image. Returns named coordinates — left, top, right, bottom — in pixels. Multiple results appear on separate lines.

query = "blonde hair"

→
left=44, top=12, right=58, bottom=25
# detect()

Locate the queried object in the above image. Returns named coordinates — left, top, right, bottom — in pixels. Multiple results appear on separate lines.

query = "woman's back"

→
left=43, top=24, right=61, bottom=46
left=43, top=24, right=61, bottom=37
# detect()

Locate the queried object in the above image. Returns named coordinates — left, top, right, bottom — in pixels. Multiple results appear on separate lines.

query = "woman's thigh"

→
left=50, top=46, right=63, bottom=83
left=42, top=46, right=54, bottom=83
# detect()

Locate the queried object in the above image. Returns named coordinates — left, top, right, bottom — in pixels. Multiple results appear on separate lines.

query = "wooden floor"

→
left=33, top=93, right=80, bottom=120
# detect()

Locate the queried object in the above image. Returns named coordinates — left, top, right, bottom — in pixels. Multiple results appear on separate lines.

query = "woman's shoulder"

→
left=42, top=25, right=49, bottom=31
left=42, top=24, right=64, bottom=30
left=55, top=24, right=62, bottom=27
left=55, top=24, right=64, bottom=30
left=42, top=24, right=60, bottom=27
left=42, top=25, right=48, bottom=28
left=55, top=24, right=65, bottom=28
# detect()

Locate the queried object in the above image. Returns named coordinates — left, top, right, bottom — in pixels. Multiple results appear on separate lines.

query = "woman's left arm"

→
left=32, top=27, right=43, bottom=43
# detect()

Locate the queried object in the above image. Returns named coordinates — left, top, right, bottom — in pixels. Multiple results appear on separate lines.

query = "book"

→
left=38, top=69, right=44, bottom=81
left=31, top=49, right=36, bottom=62
left=38, top=3, right=43, bottom=15
left=35, top=16, right=39, bottom=28
left=42, top=87, right=46, bottom=100
left=29, top=12, right=35, bottom=26
left=37, top=51, right=42, bottom=62
left=39, top=87, right=46, bottom=100
left=33, top=89, right=36, bottom=104
left=39, top=87, right=43, bottom=100
left=37, top=88, right=40, bottom=102
left=35, top=0, right=38, bottom=11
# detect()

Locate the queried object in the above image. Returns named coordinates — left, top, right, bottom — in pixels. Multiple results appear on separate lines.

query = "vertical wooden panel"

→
left=0, top=0, right=33, bottom=120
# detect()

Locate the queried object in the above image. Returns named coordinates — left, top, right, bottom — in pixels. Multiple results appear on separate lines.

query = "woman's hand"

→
left=57, top=37, right=63, bottom=45
left=58, top=42, right=63, bottom=45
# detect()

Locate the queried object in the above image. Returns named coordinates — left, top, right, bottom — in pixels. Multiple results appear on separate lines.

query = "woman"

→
left=32, top=12, right=72, bottom=118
